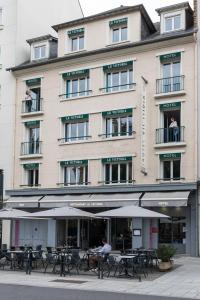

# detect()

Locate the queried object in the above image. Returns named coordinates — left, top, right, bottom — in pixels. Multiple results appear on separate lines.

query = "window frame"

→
left=162, top=10, right=185, bottom=34
left=64, top=119, right=89, bottom=142
left=71, top=35, right=85, bottom=52
left=111, top=25, right=128, bottom=44
left=104, top=162, right=132, bottom=185
left=63, top=164, right=88, bottom=186
left=105, top=68, right=134, bottom=93
left=161, top=158, right=181, bottom=181
left=65, top=76, right=90, bottom=99
left=104, top=114, right=133, bottom=138
left=23, top=166, right=40, bottom=187
left=31, top=42, right=49, bottom=61
left=0, top=8, right=3, bottom=27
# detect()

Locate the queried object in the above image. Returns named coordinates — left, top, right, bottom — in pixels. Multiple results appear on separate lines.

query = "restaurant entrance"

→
left=80, top=219, right=107, bottom=249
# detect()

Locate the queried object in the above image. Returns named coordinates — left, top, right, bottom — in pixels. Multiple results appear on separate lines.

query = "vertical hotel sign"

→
left=140, top=77, right=148, bottom=175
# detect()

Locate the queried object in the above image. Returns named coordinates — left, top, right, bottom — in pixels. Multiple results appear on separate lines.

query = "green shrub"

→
left=157, top=245, right=176, bottom=262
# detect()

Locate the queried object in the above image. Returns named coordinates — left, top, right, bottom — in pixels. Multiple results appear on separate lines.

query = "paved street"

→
left=0, top=284, right=193, bottom=300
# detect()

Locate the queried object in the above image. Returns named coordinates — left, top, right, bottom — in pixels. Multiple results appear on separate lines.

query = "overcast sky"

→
left=80, top=0, right=193, bottom=21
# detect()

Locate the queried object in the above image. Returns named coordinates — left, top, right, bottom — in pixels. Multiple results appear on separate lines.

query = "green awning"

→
left=160, top=102, right=181, bottom=111
left=160, top=153, right=181, bottom=160
left=23, top=163, right=39, bottom=170
left=61, top=114, right=89, bottom=123
left=26, top=78, right=41, bottom=86
left=62, top=69, right=89, bottom=79
left=60, top=160, right=88, bottom=167
left=109, top=18, right=128, bottom=27
left=102, top=156, right=132, bottom=164
left=102, top=108, right=132, bottom=118
left=24, top=120, right=40, bottom=127
left=103, top=61, right=132, bottom=72
left=68, top=28, right=84, bottom=38
left=160, top=52, right=181, bottom=63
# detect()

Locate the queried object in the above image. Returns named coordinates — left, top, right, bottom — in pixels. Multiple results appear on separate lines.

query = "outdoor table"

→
left=118, top=255, right=138, bottom=279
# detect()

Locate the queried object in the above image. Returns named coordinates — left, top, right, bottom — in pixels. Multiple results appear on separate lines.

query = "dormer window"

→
left=33, top=45, right=47, bottom=60
left=109, top=18, right=128, bottom=44
left=68, top=28, right=85, bottom=52
left=164, top=13, right=181, bottom=32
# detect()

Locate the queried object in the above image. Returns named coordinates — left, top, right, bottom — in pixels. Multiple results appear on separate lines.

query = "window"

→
left=112, top=26, right=127, bottom=43
left=64, top=120, right=88, bottom=142
left=71, top=35, right=84, bottom=51
left=33, top=45, right=46, bottom=60
left=105, top=115, right=132, bottom=138
left=66, top=76, right=90, bottom=98
left=106, top=69, right=133, bottom=92
left=21, top=122, right=41, bottom=155
left=27, top=169, right=39, bottom=186
left=162, top=61, right=181, bottom=93
left=103, top=158, right=132, bottom=184
left=164, top=14, right=181, bottom=32
left=161, top=156, right=181, bottom=181
left=0, top=9, right=3, bottom=26
left=24, top=83, right=41, bottom=113
left=63, top=165, right=88, bottom=186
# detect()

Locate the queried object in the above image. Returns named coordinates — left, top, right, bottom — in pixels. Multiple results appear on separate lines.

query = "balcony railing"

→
left=156, top=127, right=185, bottom=144
left=59, top=90, right=92, bottom=99
left=99, top=83, right=136, bottom=93
left=99, top=131, right=135, bottom=139
left=21, top=141, right=42, bottom=156
left=156, top=76, right=184, bottom=94
left=22, top=98, right=43, bottom=114
left=58, top=136, right=92, bottom=143
left=57, top=182, right=90, bottom=187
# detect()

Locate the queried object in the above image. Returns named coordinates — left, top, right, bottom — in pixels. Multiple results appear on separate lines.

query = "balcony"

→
left=21, top=99, right=43, bottom=115
left=21, top=141, right=42, bottom=156
left=156, top=76, right=185, bottom=97
left=155, top=127, right=185, bottom=145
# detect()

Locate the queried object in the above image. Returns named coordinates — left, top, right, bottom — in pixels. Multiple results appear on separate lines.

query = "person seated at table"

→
left=89, top=238, right=112, bottom=269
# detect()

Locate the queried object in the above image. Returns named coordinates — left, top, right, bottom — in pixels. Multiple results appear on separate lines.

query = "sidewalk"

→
left=0, top=257, right=199, bottom=299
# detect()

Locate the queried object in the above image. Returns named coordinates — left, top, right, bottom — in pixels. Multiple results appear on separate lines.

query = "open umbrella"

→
left=24, top=206, right=95, bottom=219
left=95, top=205, right=169, bottom=218
left=0, top=208, right=30, bottom=219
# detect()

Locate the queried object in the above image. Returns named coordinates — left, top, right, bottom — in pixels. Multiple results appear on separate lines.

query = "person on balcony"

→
left=169, top=117, right=179, bottom=142
left=25, top=90, right=32, bottom=112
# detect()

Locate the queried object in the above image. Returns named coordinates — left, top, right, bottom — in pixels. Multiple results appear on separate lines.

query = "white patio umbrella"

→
left=0, top=208, right=30, bottom=220
left=25, top=206, right=96, bottom=219
left=95, top=205, right=169, bottom=218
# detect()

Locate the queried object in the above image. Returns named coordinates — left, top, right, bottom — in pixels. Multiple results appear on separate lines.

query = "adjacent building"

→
left=6, top=2, right=199, bottom=255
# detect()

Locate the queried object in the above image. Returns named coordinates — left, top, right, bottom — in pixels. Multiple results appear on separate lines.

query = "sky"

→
left=80, top=0, right=193, bottom=22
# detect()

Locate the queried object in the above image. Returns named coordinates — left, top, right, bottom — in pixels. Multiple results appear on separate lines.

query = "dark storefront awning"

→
left=39, top=193, right=141, bottom=208
left=141, top=191, right=191, bottom=207
left=6, top=196, right=42, bottom=208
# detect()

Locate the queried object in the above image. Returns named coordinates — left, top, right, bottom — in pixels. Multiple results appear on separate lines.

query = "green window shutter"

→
left=24, top=120, right=40, bottom=127
left=62, top=69, right=89, bottom=79
left=68, top=28, right=84, bottom=38
left=109, top=18, right=128, bottom=27
left=103, top=61, right=133, bottom=72
left=102, top=156, right=132, bottom=164
left=60, top=160, right=88, bottom=167
left=102, top=108, right=132, bottom=118
left=160, top=153, right=181, bottom=160
left=160, top=52, right=181, bottom=63
left=160, top=102, right=181, bottom=111
left=23, top=163, right=39, bottom=170
left=26, top=78, right=41, bottom=86
left=61, top=114, right=89, bottom=123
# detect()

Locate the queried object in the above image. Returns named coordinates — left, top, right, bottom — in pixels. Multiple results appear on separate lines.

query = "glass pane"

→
left=172, top=62, right=181, bottom=91
left=70, top=167, right=76, bottom=184
left=128, top=116, right=132, bottom=135
left=85, top=166, right=88, bottom=184
left=79, top=78, right=86, bottom=96
left=71, top=123, right=77, bottom=141
left=77, top=166, right=84, bottom=184
left=120, top=117, right=127, bottom=136
left=41, top=46, right=46, bottom=58
left=128, top=163, right=132, bottom=182
left=121, top=71, right=128, bottom=90
left=112, top=72, right=120, bottom=91
left=112, top=118, right=119, bottom=136
left=120, top=164, right=127, bottom=182
left=129, top=69, right=133, bottom=88
left=66, top=80, right=71, bottom=98
left=173, top=160, right=180, bottom=179
left=65, top=124, right=70, bottom=141
left=105, top=164, right=110, bottom=184
left=35, top=169, right=39, bottom=185
left=163, top=63, right=171, bottom=78
left=28, top=170, right=34, bottom=186
left=174, top=15, right=181, bottom=30
left=85, top=122, right=89, bottom=137
left=121, top=27, right=127, bottom=41
left=64, top=167, right=68, bottom=185
left=72, top=79, right=78, bottom=97
left=112, top=28, right=120, bottom=43
left=165, top=17, right=172, bottom=31
left=106, top=73, right=111, bottom=92
left=79, top=36, right=84, bottom=50
left=78, top=122, right=85, bottom=139
left=172, top=62, right=180, bottom=76
left=86, top=77, right=90, bottom=95
left=163, top=64, right=171, bottom=93
left=106, top=119, right=111, bottom=137
left=34, top=47, right=40, bottom=59
left=72, top=38, right=78, bottom=51
left=163, top=161, right=171, bottom=180
left=112, top=164, right=118, bottom=183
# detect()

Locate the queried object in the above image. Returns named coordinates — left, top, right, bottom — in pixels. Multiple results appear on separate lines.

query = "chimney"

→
left=194, top=0, right=198, bottom=26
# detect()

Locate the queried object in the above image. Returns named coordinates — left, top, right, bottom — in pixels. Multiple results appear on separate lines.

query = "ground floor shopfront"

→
left=4, top=183, right=198, bottom=256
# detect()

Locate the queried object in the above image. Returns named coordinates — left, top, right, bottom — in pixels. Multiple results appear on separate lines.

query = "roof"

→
left=26, top=34, right=58, bottom=45
left=8, top=27, right=196, bottom=73
left=156, top=1, right=193, bottom=15
left=52, top=4, right=156, bottom=34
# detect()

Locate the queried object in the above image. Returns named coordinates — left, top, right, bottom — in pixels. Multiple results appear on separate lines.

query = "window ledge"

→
left=64, top=49, right=87, bottom=56
left=154, top=90, right=186, bottom=99
left=157, top=179, right=185, bottom=184
left=19, top=154, right=43, bottom=159
left=99, top=135, right=135, bottom=142
left=60, top=94, right=92, bottom=102
left=100, top=87, right=136, bottom=96
left=59, top=140, right=91, bottom=146
left=21, top=111, right=44, bottom=117
left=106, top=40, right=130, bottom=47
left=154, top=142, right=186, bottom=148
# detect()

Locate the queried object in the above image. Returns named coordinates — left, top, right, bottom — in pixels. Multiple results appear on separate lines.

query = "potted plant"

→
left=157, top=245, right=176, bottom=271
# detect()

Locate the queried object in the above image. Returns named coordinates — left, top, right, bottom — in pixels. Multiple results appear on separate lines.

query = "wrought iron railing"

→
left=21, top=141, right=42, bottom=155
left=156, top=127, right=185, bottom=144
left=99, top=83, right=136, bottom=93
left=156, top=76, right=184, bottom=94
left=22, top=98, right=43, bottom=113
